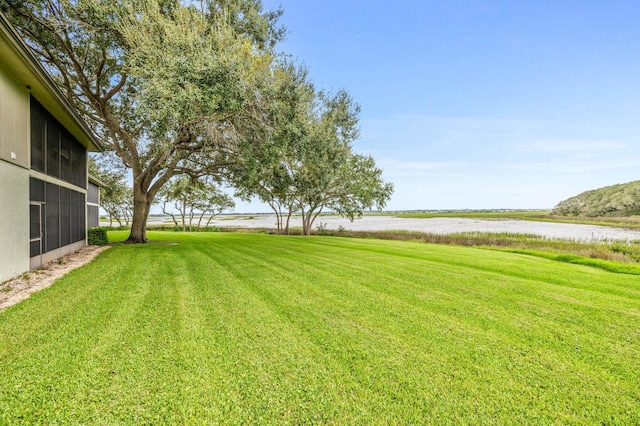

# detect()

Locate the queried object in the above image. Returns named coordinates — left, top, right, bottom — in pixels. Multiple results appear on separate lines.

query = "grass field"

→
left=1, top=232, right=639, bottom=424
left=313, top=229, right=640, bottom=269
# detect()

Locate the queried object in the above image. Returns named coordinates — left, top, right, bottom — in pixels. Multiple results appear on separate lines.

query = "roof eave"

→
left=0, top=11, right=104, bottom=153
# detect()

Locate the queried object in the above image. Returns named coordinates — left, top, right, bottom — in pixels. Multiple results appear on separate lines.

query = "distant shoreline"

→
left=205, top=215, right=640, bottom=242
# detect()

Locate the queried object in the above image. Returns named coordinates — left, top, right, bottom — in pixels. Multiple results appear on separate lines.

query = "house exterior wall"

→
left=87, top=181, right=100, bottom=229
left=0, top=12, right=102, bottom=281
left=0, top=53, right=30, bottom=282
left=0, top=160, right=30, bottom=282
left=0, top=65, right=29, bottom=168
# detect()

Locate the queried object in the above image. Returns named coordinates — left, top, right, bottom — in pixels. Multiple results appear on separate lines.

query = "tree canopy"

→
left=4, top=0, right=393, bottom=239
left=231, top=67, right=393, bottom=235
left=157, top=176, right=234, bottom=231
left=3, top=0, right=282, bottom=242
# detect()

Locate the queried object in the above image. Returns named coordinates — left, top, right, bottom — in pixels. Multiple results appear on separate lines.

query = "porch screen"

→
left=30, top=96, right=87, bottom=188
left=30, top=178, right=86, bottom=255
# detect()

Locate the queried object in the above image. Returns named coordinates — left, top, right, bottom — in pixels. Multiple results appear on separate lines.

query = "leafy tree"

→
left=88, top=156, right=132, bottom=227
left=192, top=184, right=235, bottom=231
left=157, top=176, right=234, bottom=231
left=3, top=0, right=282, bottom=243
left=294, top=91, right=394, bottom=235
left=232, top=75, right=394, bottom=235
left=231, top=64, right=313, bottom=234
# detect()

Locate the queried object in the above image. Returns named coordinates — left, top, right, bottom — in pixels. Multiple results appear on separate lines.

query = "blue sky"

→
left=239, top=0, right=640, bottom=211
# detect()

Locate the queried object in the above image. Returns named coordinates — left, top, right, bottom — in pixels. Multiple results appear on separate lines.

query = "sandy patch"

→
left=0, top=245, right=110, bottom=311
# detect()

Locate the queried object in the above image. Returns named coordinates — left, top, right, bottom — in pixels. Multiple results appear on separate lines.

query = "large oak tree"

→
left=3, top=0, right=283, bottom=242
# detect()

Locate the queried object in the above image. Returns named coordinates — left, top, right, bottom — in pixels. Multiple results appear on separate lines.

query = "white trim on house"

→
left=29, top=169, right=88, bottom=195
left=0, top=12, right=103, bottom=153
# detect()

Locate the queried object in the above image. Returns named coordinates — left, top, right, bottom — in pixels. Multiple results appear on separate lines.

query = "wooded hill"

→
left=553, top=180, right=640, bottom=216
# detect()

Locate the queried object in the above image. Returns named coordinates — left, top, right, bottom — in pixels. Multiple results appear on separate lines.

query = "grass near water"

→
left=390, top=209, right=640, bottom=229
left=312, top=228, right=640, bottom=273
left=1, top=231, right=639, bottom=424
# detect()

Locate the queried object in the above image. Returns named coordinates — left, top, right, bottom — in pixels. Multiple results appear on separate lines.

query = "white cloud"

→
left=513, top=140, right=626, bottom=153
left=500, top=159, right=640, bottom=174
left=376, top=158, right=471, bottom=179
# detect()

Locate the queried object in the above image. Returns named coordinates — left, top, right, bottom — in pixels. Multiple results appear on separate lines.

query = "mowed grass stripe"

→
left=191, top=238, right=385, bottom=421
left=126, top=233, right=640, bottom=422
left=108, top=236, right=359, bottom=422
left=206, top=235, right=640, bottom=414
left=185, top=237, right=467, bottom=421
left=191, top=237, right=381, bottom=422
left=216, top=235, right=638, bottom=346
left=0, top=231, right=638, bottom=424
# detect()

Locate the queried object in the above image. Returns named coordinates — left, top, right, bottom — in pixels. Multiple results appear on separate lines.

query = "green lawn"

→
left=1, top=232, right=639, bottom=424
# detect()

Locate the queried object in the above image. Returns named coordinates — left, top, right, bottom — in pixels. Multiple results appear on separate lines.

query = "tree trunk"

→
left=285, top=210, right=292, bottom=235
left=301, top=205, right=322, bottom=236
left=301, top=208, right=311, bottom=236
left=197, top=211, right=205, bottom=231
left=162, top=201, right=179, bottom=227
left=284, top=201, right=298, bottom=235
left=275, top=208, right=282, bottom=234
left=189, top=209, right=196, bottom=232
left=126, top=185, right=152, bottom=243
left=181, top=200, right=187, bottom=232
left=267, top=200, right=282, bottom=233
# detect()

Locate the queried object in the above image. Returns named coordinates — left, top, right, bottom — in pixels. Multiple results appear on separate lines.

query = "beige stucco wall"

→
left=0, top=159, right=29, bottom=282
left=0, top=64, right=29, bottom=169
left=0, top=14, right=93, bottom=282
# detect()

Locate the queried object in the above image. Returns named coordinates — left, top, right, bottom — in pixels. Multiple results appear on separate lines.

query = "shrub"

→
left=93, top=225, right=128, bottom=231
left=199, top=226, right=220, bottom=232
left=88, top=228, right=108, bottom=245
left=168, top=225, right=220, bottom=232
left=315, top=222, right=329, bottom=235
